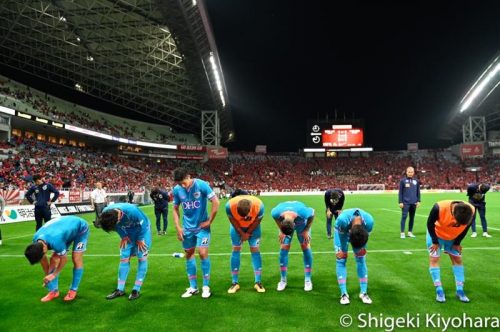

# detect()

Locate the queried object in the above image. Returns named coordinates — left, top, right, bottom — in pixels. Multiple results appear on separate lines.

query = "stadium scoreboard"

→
left=307, top=121, right=365, bottom=148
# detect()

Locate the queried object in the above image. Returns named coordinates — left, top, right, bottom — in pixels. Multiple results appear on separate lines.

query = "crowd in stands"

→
left=1, top=135, right=499, bottom=194
left=0, top=77, right=194, bottom=144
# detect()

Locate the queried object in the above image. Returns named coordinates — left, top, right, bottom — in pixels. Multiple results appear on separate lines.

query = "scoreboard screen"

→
left=321, top=128, right=364, bottom=147
left=307, top=121, right=365, bottom=148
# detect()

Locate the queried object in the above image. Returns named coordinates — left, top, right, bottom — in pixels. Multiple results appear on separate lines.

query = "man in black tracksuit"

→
left=25, top=174, right=60, bottom=231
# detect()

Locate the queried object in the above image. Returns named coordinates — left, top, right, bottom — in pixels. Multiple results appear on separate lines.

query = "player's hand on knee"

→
left=326, top=210, right=332, bottom=218
left=301, top=231, right=311, bottom=244
left=336, top=251, right=347, bottom=259
left=241, top=233, right=250, bottom=242
left=429, top=243, right=439, bottom=255
left=120, top=236, right=130, bottom=249
left=279, top=232, right=287, bottom=244
left=136, top=240, right=148, bottom=253
left=452, top=245, right=462, bottom=255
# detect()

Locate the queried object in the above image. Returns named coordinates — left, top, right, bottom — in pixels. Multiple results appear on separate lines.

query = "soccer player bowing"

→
left=172, top=167, right=219, bottom=299
left=334, top=208, right=374, bottom=305
left=426, top=200, right=474, bottom=303
left=24, top=216, right=89, bottom=302
left=225, top=194, right=265, bottom=293
left=99, top=203, right=152, bottom=301
left=271, top=201, right=314, bottom=292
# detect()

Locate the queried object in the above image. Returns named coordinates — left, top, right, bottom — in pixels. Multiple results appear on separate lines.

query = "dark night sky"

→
left=205, top=0, right=500, bottom=152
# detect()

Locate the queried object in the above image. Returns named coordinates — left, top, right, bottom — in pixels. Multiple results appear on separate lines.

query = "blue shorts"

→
left=426, top=231, right=461, bottom=257
left=120, top=225, right=152, bottom=259
left=183, top=228, right=211, bottom=250
left=334, top=228, right=366, bottom=256
left=71, top=225, right=89, bottom=253
left=230, top=225, right=261, bottom=248
left=282, top=222, right=311, bottom=246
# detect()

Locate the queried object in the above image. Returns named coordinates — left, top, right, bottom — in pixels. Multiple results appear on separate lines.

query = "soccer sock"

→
left=133, top=257, right=148, bottom=291
left=70, top=267, right=84, bottom=291
left=355, top=256, right=368, bottom=294
left=230, top=250, right=241, bottom=283
left=429, top=267, right=443, bottom=292
left=452, top=265, right=465, bottom=292
left=279, top=249, right=289, bottom=281
left=251, top=251, right=262, bottom=283
left=46, top=268, right=58, bottom=292
left=336, top=258, right=347, bottom=295
left=186, top=258, right=197, bottom=289
left=303, top=248, right=312, bottom=282
left=201, top=258, right=211, bottom=287
left=118, top=258, right=130, bottom=291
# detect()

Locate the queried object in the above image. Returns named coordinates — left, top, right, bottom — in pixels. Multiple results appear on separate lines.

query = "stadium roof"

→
left=442, top=51, right=500, bottom=142
left=0, top=0, right=232, bottom=141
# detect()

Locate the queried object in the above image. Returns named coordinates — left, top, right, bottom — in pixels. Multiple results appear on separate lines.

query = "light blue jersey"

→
left=173, top=179, right=215, bottom=231
left=335, top=208, right=374, bottom=234
left=33, top=216, right=89, bottom=256
left=271, top=201, right=315, bottom=226
left=103, top=203, right=150, bottom=241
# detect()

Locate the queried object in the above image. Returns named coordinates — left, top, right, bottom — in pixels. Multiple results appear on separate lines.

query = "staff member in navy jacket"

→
left=467, top=183, right=492, bottom=238
left=324, top=189, right=345, bottom=239
left=398, top=167, right=420, bottom=239
left=150, top=187, right=170, bottom=235
left=25, top=174, right=60, bottom=231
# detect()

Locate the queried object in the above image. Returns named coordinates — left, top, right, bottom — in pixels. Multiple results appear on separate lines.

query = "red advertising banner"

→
left=69, top=190, right=82, bottom=203
left=322, top=129, right=364, bottom=147
left=0, top=189, right=22, bottom=205
left=207, top=147, right=229, bottom=159
left=177, top=145, right=205, bottom=151
left=460, top=143, right=484, bottom=158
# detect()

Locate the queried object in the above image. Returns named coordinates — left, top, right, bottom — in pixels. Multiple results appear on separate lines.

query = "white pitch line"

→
left=1, top=247, right=500, bottom=258
left=2, top=234, right=34, bottom=240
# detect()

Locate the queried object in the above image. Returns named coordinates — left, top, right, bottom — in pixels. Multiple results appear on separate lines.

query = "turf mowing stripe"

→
left=2, top=247, right=500, bottom=258
left=380, top=208, right=428, bottom=218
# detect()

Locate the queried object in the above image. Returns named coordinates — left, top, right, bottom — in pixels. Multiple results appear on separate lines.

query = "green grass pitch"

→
left=0, top=193, right=499, bottom=331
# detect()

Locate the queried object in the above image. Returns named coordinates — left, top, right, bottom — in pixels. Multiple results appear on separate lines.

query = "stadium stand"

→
left=2, top=134, right=496, bottom=194
left=0, top=75, right=199, bottom=145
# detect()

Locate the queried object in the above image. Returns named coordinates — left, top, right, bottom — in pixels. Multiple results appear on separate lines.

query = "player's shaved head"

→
left=406, top=167, right=415, bottom=177
left=350, top=224, right=368, bottom=249
left=236, top=199, right=251, bottom=217
left=452, top=202, right=474, bottom=225
left=24, top=242, right=45, bottom=264
left=99, top=210, right=119, bottom=232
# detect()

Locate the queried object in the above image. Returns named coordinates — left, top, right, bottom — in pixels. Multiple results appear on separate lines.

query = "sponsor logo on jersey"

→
left=182, top=201, right=201, bottom=210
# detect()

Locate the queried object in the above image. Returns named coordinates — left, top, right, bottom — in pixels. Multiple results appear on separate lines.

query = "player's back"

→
left=105, top=202, right=150, bottom=228
left=271, top=201, right=313, bottom=224
left=34, top=216, right=87, bottom=248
